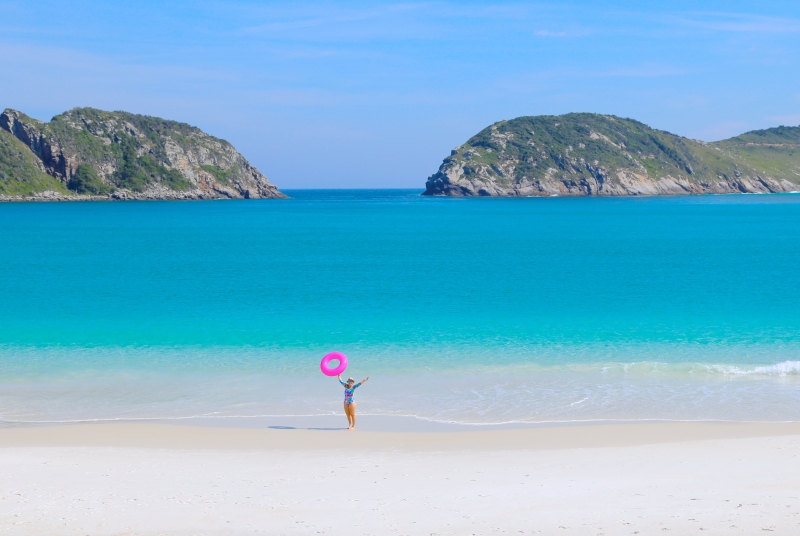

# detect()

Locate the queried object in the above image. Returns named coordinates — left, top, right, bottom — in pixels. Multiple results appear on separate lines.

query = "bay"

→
left=1, top=191, right=799, bottom=424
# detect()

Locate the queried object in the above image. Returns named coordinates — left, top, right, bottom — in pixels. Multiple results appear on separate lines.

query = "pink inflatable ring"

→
left=320, top=352, right=348, bottom=376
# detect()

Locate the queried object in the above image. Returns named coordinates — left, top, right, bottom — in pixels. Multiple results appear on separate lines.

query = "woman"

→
left=338, top=374, right=369, bottom=430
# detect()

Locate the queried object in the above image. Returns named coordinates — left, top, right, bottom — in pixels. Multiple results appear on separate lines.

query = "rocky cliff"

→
left=423, top=113, right=800, bottom=196
left=0, top=107, right=285, bottom=200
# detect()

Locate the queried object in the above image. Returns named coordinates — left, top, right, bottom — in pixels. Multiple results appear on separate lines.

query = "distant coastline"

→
left=4, top=107, right=800, bottom=201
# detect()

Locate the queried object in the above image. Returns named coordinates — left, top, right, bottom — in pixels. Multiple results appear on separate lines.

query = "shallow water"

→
left=1, top=190, right=799, bottom=424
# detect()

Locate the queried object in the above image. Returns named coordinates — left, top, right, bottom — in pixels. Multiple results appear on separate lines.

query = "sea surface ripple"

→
left=1, top=190, right=799, bottom=424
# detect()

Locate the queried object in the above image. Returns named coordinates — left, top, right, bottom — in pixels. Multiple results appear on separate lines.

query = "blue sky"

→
left=1, top=1, right=799, bottom=188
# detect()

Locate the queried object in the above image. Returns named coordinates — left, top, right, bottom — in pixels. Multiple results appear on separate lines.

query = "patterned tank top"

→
left=340, top=379, right=361, bottom=404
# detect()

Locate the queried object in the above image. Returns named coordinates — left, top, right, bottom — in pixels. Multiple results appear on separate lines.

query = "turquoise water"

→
left=1, top=190, right=800, bottom=424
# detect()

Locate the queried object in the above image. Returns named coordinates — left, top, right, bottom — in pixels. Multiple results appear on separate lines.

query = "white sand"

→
left=1, top=422, right=799, bottom=535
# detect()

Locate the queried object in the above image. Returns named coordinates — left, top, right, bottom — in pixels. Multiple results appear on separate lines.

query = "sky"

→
left=1, top=1, right=799, bottom=188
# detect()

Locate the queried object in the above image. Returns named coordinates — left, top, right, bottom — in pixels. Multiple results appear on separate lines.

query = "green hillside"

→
left=424, top=114, right=800, bottom=196
left=0, top=128, right=68, bottom=196
left=714, top=126, right=800, bottom=183
left=723, top=125, right=800, bottom=145
left=0, top=107, right=284, bottom=200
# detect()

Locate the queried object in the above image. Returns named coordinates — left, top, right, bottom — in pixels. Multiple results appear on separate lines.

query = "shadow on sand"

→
left=268, top=425, right=345, bottom=431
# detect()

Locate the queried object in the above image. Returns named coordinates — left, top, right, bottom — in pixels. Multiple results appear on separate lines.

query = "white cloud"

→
left=492, top=63, right=690, bottom=94
left=769, top=114, right=800, bottom=126
left=535, top=30, right=568, bottom=37
left=666, top=12, right=800, bottom=33
left=689, top=121, right=750, bottom=142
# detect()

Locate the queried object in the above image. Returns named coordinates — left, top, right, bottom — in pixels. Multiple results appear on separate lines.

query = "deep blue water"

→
left=1, top=190, right=799, bottom=424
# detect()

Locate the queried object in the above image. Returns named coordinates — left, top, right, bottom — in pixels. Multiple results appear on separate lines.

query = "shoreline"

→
left=3, top=189, right=800, bottom=203
left=2, top=419, right=800, bottom=451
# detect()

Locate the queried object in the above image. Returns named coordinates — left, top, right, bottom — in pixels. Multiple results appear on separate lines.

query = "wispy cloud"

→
left=664, top=12, right=800, bottom=33
left=535, top=30, right=568, bottom=37
left=235, top=2, right=443, bottom=41
left=533, top=24, right=595, bottom=39
left=689, top=121, right=750, bottom=142
left=0, top=42, right=249, bottom=121
left=769, top=114, right=800, bottom=126
left=226, top=2, right=581, bottom=43
left=0, top=43, right=234, bottom=82
left=493, top=63, right=689, bottom=94
left=594, top=65, right=690, bottom=78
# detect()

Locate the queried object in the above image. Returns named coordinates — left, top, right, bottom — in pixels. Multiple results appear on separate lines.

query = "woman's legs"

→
left=349, top=402, right=357, bottom=430
left=343, top=403, right=352, bottom=428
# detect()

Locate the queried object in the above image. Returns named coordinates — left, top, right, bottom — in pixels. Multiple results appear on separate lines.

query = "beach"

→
left=2, top=194, right=800, bottom=534
left=2, top=420, right=800, bottom=535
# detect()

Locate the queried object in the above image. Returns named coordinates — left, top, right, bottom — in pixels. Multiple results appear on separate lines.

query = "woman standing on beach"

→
left=338, top=374, right=369, bottom=430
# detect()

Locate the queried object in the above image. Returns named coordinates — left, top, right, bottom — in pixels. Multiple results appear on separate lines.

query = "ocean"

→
left=1, top=190, right=799, bottom=426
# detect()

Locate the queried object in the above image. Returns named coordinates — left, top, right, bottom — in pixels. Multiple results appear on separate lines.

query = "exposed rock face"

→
left=0, top=107, right=286, bottom=200
left=424, top=114, right=800, bottom=196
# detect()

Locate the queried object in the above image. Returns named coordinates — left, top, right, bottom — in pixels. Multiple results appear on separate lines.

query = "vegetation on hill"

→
left=424, top=113, right=800, bottom=196
left=0, top=129, right=68, bottom=196
left=713, top=126, right=800, bottom=182
left=0, top=107, right=284, bottom=199
left=723, top=125, right=800, bottom=145
left=67, top=164, right=111, bottom=195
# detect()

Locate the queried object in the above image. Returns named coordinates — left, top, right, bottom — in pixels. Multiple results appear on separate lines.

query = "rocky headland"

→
left=424, top=113, right=800, bottom=196
left=0, top=108, right=285, bottom=201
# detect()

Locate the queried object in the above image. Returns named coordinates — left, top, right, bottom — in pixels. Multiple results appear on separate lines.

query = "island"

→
left=0, top=108, right=285, bottom=200
left=423, top=113, right=800, bottom=196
